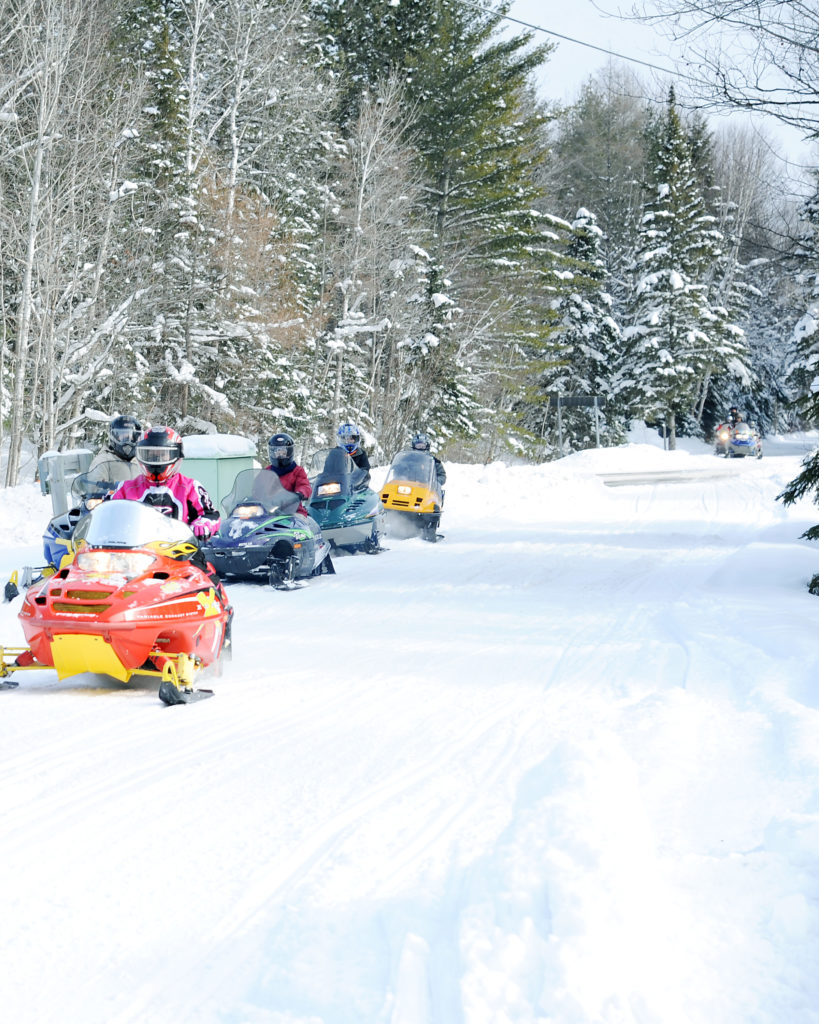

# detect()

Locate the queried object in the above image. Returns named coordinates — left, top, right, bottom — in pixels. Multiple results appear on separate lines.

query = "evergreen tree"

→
left=312, top=0, right=559, bottom=456
left=112, top=0, right=337, bottom=436
left=625, top=88, right=731, bottom=447
left=545, top=64, right=649, bottom=298
left=778, top=174, right=819, bottom=536
left=543, top=209, right=628, bottom=450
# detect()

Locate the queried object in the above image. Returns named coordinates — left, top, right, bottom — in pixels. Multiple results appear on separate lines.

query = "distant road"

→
left=601, top=467, right=740, bottom=487
left=600, top=434, right=816, bottom=487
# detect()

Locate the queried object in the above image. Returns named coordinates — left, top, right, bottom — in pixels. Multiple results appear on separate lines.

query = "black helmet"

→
left=109, top=414, right=142, bottom=461
left=136, top=426, right=184, bottom=483
left=268, top=433, right=295, bottom=468
left=411, top=432, right=431, bottom=451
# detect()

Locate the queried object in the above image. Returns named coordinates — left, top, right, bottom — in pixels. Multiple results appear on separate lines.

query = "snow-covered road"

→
left=1, top=438, right=818, bottom=1024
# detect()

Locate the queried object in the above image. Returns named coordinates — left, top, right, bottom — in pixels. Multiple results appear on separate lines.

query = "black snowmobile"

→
left=201, top=468, right=335, bottom=588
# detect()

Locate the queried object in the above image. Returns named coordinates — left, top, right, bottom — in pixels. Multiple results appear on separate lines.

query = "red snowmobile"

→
left=0, top=500, right=232, bottom=705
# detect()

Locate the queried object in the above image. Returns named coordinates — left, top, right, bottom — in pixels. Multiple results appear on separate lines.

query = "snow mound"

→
left=182, top=434, right=258, bottom=458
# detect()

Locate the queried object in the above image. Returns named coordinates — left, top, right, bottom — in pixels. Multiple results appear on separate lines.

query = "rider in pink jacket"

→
left=110, top=427, right=221, bottom=540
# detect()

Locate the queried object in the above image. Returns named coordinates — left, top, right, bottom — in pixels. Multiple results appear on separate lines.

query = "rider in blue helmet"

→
left=337, top=422, right=371, bottom=483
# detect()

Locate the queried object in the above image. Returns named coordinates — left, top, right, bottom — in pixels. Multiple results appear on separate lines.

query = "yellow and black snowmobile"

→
left=379, top=449, right=444, bottom=542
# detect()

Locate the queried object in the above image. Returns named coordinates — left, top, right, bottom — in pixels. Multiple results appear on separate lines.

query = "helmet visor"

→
left=139, top=445, right=177, bottom=467
left=271, top=446, right=290, bottom=461
left=112, top=425, right=138, bottom=443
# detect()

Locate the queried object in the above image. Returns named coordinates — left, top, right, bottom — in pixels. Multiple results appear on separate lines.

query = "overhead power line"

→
left=458, top=0, right=706, bottom=89
left=458, top=0, right=814, bottom=172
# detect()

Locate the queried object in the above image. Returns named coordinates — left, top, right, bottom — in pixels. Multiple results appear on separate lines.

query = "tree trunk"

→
left=6, top=139, right=45, bottom=486
left=666, top=409, right=677, bottom=450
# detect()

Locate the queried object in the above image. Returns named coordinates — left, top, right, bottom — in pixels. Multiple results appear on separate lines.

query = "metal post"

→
left=556, top=399, right=564, bottom=457
left=593, top=397, right=600, bottom=448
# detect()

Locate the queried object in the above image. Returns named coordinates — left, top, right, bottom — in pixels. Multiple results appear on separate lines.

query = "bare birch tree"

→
left=0, top=0, right=143, bottom=483
left=317, top=77, right=441, bottom=456
left=631, top=1, right=819, bottom=138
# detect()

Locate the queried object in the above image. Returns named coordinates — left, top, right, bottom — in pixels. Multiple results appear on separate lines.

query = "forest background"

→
left=2, top=0, right=819, bottom=487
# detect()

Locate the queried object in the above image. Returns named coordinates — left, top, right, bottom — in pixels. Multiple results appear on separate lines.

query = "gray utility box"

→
left=38, top=449, right=94, bottom=517
left=180, top=434, right=259, bottom=512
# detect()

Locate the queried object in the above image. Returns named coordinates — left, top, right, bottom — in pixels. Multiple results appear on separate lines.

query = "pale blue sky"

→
left=508, top=0, right=815, bottom=179
left=508, top=0, right=675, bottom=104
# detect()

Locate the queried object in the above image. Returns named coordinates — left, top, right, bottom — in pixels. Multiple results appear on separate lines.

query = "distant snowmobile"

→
left=714, top=422, right=762, bottom=459
left=379, top=449, right=444, bottom=542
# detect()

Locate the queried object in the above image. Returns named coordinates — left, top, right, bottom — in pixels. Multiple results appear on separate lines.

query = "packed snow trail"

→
left=1, top=442, right=818, bottom=1024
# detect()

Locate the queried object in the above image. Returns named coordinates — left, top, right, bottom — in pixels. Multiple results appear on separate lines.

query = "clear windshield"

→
left=222, top=468, right=300, bottom=516
left=72, top=499, right=195, bottom=549
left=384, top=449, right=437, bottom=490
left=305, top=447, right=355, bottom=478
left=733, top=423, right=753, bottom=438
left=307, top=447, right=370, bottom=492
left=70, top=467, right=122, bottom=503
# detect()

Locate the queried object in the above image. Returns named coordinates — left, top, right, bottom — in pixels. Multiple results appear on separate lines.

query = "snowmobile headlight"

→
left=317, top=482, right=341, bottom=497
left=397, top=485, right=412, bottom=496
left=235, top=504, right=264, bottom=519
left=76, top=550, right=156, bottom=579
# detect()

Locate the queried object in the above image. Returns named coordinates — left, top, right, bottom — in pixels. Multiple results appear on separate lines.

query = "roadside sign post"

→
left=547, top=394, right=606, bottom=456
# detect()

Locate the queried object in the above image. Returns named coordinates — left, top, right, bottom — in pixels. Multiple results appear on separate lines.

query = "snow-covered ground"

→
left=2, top=430, right=819, bottom=1024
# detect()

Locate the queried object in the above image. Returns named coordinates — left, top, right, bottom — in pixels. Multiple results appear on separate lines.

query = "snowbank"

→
left=182, top=433, right=258, bottom=458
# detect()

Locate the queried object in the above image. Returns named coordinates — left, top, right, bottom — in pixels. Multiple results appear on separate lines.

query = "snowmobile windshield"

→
left=222, top=468, right=300, bottom=516
left=72, top=499, right=195, bottom=550
left=322, top=447, right=353, bottom=477
left=305, top=447, right=355, bottom=480
left=734, top=423, right=753, bottom=438
left=309, top=446, right=368, bottom=493
left=70, top=469, right=120, bottom=505
left=384, top=450, right=437, bottom=490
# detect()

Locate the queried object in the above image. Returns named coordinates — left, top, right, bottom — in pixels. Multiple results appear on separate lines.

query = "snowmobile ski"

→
left=4, top=571, right=19, bottom=602
left=158, top=680, right=214, bottom=706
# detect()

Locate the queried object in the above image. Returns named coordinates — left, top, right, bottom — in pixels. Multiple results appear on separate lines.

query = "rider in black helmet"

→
left=87, top=414, right=144, bottom=483
left=411, top=431, right=447, bottom=488
left=265, top=433, right=312, bottom=514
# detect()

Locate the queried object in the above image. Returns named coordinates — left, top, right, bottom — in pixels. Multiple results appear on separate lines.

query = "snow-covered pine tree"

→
left=544, top=64, right=649, bottom=305
left=536, top=208, right=628, bottom=452
left=777, top=173, right=819, bottom=539
left=312, top=0, right=557, bottom=458
left=624, top=88, right=728, bottom=448
left=682, top=115, right=752, bottom=436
